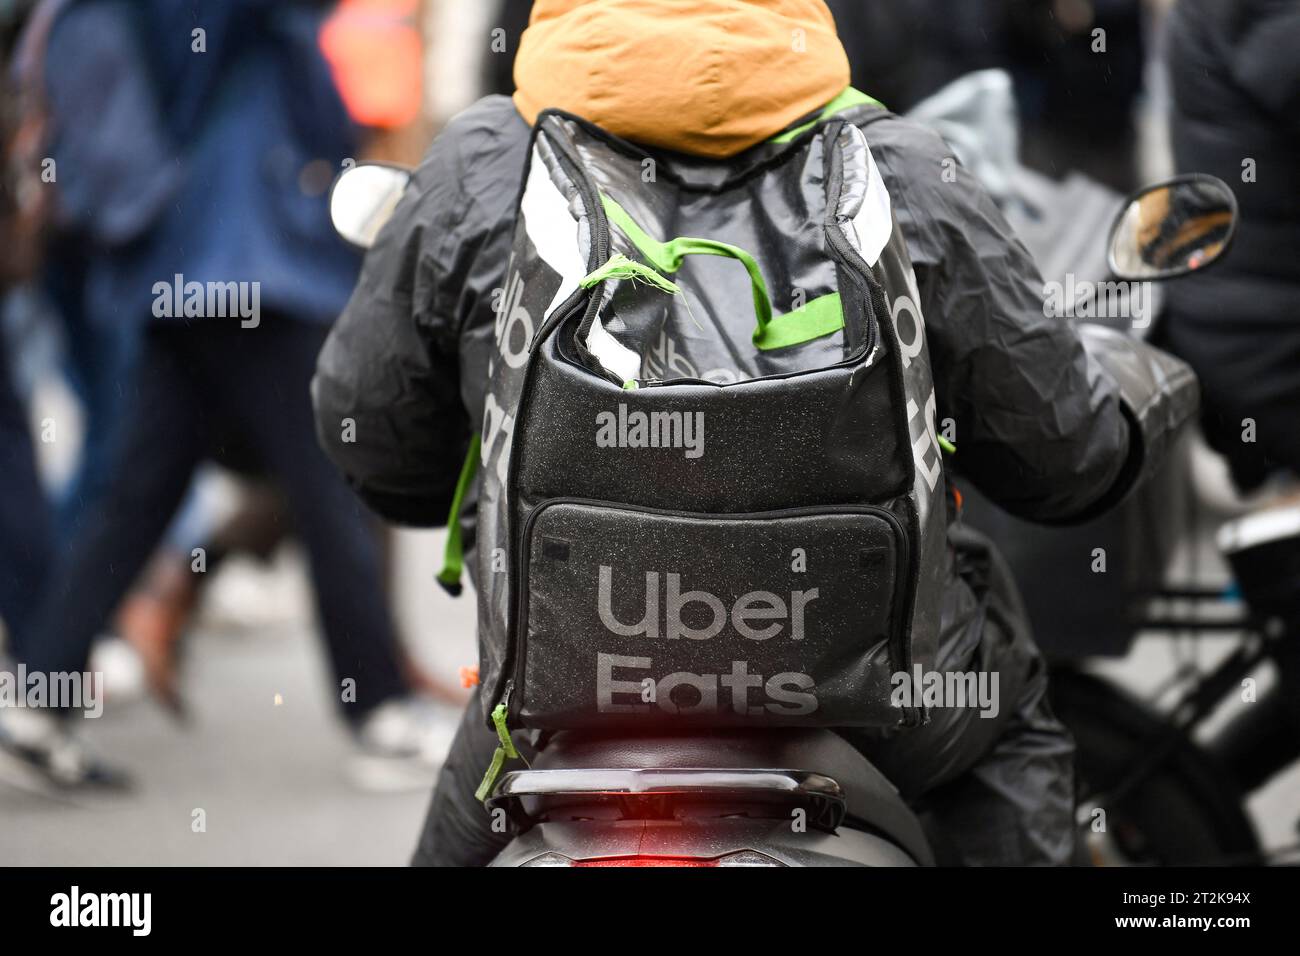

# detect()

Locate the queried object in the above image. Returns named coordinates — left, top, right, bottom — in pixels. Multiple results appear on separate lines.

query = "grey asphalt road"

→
left=0, top=622, right=440, bottom=866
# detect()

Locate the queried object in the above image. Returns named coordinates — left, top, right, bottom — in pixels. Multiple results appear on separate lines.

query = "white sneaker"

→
left=89, top=636, right=148, bottom=705
left=348, top=697, right=459, bottom=793
left=0, top=707, right=131, bottom=791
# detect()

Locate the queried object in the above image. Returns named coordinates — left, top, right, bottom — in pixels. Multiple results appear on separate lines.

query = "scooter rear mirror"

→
left=1107, top=174, right=1237, bottom=281
left=329, top=162, right=413, bottom=250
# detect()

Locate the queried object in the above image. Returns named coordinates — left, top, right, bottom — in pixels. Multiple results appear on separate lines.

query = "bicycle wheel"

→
left=1049, top=667, right=1261, bottom=865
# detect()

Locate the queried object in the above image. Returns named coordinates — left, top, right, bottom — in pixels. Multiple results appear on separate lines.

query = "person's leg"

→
left=0, top=330, right=53, bottom=645
left=56, top=306, right=142, bottom=545
left=846, top=526, right=1077, bottom=865
left=411, top=690, right=533, bottom=866
left=207, top=315, right=407, bottom=722
left=19, top=326, right=208, bottom=677
left=917, top=659, right=1076, bottom=865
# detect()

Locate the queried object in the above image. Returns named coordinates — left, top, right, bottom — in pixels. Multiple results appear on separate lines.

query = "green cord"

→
left=436, top=434, right=481, bottom=596
left=474, top=701, right=520, bottom=803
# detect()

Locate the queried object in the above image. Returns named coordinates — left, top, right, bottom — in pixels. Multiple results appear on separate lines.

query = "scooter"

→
left=328, top=146, right=1236, bottom=867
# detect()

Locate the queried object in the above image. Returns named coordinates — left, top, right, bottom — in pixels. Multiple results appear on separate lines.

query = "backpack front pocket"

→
left=511, top=498, right=914, bottom=729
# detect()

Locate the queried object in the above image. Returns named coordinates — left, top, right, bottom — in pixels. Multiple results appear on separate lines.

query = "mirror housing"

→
left=1107, top=173, right=1238, bottom=281
left=329, top=162, right=413, bottom=249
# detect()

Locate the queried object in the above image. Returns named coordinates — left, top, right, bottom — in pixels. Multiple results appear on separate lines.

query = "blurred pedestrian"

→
left=1161, top=0, right=1300, bottom=490
left=1159, top=0, right=1300, bottom=730
left=0, top=0, right=55, bottom=647
left=0, top=0, right=451, bottom=790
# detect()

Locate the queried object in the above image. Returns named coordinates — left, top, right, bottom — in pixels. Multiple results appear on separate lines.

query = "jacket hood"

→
left=512, top=0, right=851, bottom=158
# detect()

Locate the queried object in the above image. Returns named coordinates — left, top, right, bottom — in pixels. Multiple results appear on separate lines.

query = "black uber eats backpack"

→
left=443, top=91, right=948, bottom=748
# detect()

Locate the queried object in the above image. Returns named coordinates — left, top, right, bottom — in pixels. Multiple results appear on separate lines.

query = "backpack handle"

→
left=601, top=195, right=774, bottom=344
left=599, top=194, right=846, bottom=352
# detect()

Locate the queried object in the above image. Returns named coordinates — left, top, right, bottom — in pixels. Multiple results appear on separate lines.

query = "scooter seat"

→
left=531, top=728, right=933, bottom=865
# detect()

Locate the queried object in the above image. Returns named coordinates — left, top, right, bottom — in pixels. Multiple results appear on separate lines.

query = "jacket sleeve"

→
left=311, top=154, right=469, bottom=525
left=872, top=118, right=1193, bottom=524
left=312, top=97, right=528, bottom=526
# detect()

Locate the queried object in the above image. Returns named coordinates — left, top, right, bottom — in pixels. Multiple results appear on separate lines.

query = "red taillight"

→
left=572, top=857, right=719, bottom=867
left=523, top=850, right=783, bottom=867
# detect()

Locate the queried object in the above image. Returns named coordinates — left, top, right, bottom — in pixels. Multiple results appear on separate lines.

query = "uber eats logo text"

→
left=596, top=403, right=704, bottom=459
left=595, top=565, right=819, bottom=717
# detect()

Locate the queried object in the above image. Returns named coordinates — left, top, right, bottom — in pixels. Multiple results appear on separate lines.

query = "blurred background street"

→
left=0, top=526, right=477, bottom=866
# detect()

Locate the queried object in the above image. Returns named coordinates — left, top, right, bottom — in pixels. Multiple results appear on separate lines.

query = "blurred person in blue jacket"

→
left=0, top=0, right=452, bottom=789
left=0, top=0, right=54, bottom=651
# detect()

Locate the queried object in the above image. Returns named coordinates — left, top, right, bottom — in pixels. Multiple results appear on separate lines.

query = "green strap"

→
left=599, top=196, right=842, bottom=350
left=937, top=435, right=956, bottom=455
left=601, top=194, right=772, bottom=328
left=436, top=433, right=481, bottom=596
left=474, top=701, right=520, bottom=803
left=601, top=195, right=774, bottom=344
left=475, top=747, right=507, bottom=805
left=756, top=292, right=844, bottom=352
left=585, top=86, right=882, bottom=352
left=769, top=86, right=884, bottom=144
left=580, top=252, right=680, bottom=294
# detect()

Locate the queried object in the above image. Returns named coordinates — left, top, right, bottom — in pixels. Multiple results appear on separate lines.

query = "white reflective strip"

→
left=851, top=139, right=893, bottom=266
left=585, top=310, right=642, bottom=383
left=521, top=147, right=585, bottom=318
left=1217, top=504, right=1300, bottom=554
left=521, top=145, right=640, bottom=381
